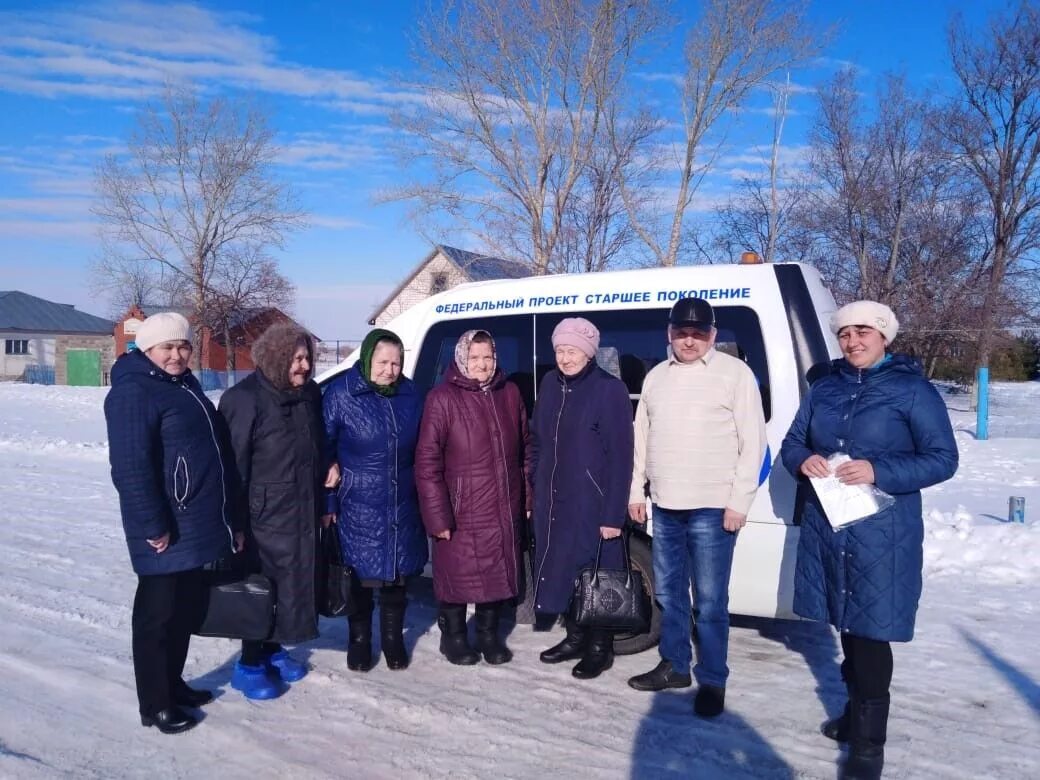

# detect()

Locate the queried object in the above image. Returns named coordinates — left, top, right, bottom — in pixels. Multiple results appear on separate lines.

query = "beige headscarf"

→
left=454, top=329, right=497, bottom=388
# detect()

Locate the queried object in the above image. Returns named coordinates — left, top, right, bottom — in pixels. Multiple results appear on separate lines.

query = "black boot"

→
left=347, top=587, right=375, bottom=671
left=823, top=662, right=854, bottom=742
left=841, top=696, right=889, bottom=780
left=347, top=613, right=374, bottom=672
left=379, top=590, right=409, bottom=670
left=572, top=628, right=613, bottom=679
left=474, top=601, right=512, bottom=665
left=539, top=617, right=587, bottom=664
left=438, top=604, right=480, bottom=665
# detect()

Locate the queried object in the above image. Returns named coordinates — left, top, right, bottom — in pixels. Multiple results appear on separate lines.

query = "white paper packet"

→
left=809, top=453, right=895, bottom=531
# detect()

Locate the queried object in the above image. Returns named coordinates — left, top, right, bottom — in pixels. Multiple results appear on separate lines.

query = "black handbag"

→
left=570, top=532, right=651, bottom=634
left=318, top=526, right=356, bottom=618
left=196, top=556, right=276, bottom=641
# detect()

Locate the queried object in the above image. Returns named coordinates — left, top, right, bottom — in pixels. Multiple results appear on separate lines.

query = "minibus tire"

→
left=613, top=533, right=661, bottom=655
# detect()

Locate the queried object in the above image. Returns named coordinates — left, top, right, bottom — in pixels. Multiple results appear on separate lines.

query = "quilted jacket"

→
left=104, top=349, right=235, bottom=576
left=415, top=363, right=530, bottom=604
left=322, top=365, right=428, bottom=582
left=780, top=354, right=958, bottom=642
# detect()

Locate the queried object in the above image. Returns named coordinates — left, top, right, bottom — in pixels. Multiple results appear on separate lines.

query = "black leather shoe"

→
left=572, top=629, right=613, bottom=679
left=140, top=706, right=198, bottom=734
left=628, top=660, right=693, bottom=691
left=539, top=619, right=586, bottom=664
left=174, top=681, right=214, bottom=708
left=694, top=685, right=726, bottom=718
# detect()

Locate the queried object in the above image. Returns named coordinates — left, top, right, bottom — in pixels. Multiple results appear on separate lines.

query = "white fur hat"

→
left=135, top=312, right=192, bottom=353
left=830, top=301, right=899, bottom=344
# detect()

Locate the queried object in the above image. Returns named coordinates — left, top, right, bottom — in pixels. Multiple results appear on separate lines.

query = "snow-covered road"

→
left=0, top=382, right=1037, bottom=779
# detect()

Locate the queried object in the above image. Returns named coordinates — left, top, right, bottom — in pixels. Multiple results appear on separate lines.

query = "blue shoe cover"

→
left=267, top=650, right=308, bottom=682
left=231, top=662, right=282, bottom=700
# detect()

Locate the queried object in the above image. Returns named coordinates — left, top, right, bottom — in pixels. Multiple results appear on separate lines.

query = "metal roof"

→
left=0, top=291, right=114, bottom=335
left=367, top=244, right=532, bottom=324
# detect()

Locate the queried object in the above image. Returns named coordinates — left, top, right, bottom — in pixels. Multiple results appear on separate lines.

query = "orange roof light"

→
left=739, top=251, right=763, bottom=264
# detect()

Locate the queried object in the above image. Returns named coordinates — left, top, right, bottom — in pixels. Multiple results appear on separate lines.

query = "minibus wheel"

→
left=613, top=533, right=661, bottom=655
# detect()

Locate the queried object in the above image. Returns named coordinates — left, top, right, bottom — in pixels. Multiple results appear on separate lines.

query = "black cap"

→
left=668, top=297, right=715, bottom=331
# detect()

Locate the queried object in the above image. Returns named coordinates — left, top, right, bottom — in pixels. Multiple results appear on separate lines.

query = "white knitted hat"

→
left=135, top=312, right=192, bottom=353
left=830, top=301, right=899, bottom=344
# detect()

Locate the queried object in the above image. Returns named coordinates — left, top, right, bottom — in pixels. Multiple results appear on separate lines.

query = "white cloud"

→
left=0, top=1, right=420, bottom=115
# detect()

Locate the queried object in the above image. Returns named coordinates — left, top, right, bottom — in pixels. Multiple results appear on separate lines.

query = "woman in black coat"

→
left=105, top=311, right=240, bottom=735
left=219, top=322, right=335, bottom=700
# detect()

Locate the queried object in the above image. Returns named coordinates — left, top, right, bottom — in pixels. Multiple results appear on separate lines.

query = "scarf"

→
left=454, top=329, right=497, bottom=390
left=359, top=328, right=404, bottom=397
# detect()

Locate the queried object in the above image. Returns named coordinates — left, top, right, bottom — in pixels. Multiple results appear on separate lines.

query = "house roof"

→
left=367, top=244, right=531, bottom=325
left=129, top=304, right=320, bottom=342
left=0, top=291, right=114, bottom=335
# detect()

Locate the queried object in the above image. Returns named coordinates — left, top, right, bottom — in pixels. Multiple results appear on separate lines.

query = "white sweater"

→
left=629, top=348, right=767, bottom=515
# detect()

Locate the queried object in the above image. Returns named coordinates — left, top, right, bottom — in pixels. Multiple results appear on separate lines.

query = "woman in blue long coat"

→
left=322, top=329, right=428, bottom=671
left=780, top=301, right=958, bottom=780
left=531, top=317, right=634, bottom=680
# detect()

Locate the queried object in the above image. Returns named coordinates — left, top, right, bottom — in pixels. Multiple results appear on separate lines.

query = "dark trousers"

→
left=355, top=582, right=407, bottom=612
left=841, top=633, right=893, bottom=700
left=240, top=640, right=282, bottom=666
left=131, top=568, right=205, bottom=716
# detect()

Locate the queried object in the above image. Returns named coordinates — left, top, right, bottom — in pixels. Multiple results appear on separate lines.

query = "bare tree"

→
left=711, top=75, right=814, bottom=263
left=94, top=85, right=304, bottom=363
left=621, top=0, right=821, bottom=266
left=938, top=1, right=1040, bottom=369
left=201, top=247, right=296, bottom=375
left=388, top=0, right=662, bottom=275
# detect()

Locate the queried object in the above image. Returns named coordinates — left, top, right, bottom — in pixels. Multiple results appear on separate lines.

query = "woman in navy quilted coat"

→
left=780, top=301, right=957, bottom=780
left=531, top=318, right=634, bottom=681
left=104, top=312, right=239, bottom=735
left=322, top=328, right=428, bottom=671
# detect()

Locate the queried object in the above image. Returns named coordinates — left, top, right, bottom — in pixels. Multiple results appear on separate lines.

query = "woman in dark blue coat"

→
left=780, top=301, right=957, bottom=780
left=531, top=317, right=634, bottom=680
left=322, top=328, right=428, bottom=671
left=104, top=312, right=240, bottom=735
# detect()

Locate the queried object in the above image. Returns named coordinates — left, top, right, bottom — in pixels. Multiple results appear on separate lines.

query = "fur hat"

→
left=251, top=321, right=315, bottom=391
left=135, top=312, right=192, bottom=353
left=551, top=317, right=600, bottom=359
left=830, top=301, right=899, bottom=344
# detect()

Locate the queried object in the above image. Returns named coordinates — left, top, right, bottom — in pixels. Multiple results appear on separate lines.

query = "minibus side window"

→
left=411, top=314, right=536, bottom=415
left=534, top=307, right=770, bottom=420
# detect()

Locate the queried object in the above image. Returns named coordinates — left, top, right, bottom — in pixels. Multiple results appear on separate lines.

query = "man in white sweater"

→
left=627, top=297, right=766, bottom=718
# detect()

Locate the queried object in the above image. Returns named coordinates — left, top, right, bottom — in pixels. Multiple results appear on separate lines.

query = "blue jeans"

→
left=652, top=506, right=737, bottom=688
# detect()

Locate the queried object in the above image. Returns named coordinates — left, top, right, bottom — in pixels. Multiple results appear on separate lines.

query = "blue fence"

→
left=197, top=369, right=254, bottom=391
left=23, top=365, right=55, bottom=385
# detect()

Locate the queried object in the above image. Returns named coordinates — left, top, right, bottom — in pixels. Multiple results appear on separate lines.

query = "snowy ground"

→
left=0, top=381, right=1037, bottom=780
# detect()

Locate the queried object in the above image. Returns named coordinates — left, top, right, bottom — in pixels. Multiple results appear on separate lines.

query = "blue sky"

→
left=0, top=0, right=1008, bottom=341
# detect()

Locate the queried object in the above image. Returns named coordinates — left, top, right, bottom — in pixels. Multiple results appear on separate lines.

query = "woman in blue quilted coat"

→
left=104, top=312, right=240, bottom=735
left=781, top=301, right=958, bottom=780
left=322, top=328, right=428, bottom=671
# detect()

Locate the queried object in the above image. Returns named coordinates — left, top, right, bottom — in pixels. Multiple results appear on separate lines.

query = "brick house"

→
left=368, top=245, right=531, bottom=326
left=0, top=290, right=115, bottom=385
left=116, top=305, right=317, bottom=388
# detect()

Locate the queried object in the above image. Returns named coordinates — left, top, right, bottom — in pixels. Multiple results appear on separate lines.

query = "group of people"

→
left=105, top=295, right=957, bottom=780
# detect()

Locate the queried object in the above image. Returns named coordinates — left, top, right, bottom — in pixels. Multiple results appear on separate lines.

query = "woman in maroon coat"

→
left=416, top=330, right=530, bottom=666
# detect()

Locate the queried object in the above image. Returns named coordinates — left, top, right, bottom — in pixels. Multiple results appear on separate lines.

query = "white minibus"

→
left=318, top=261, right=840, bottom=653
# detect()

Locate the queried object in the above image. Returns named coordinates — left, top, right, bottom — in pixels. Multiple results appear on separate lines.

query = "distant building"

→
left=115, top=304, right=317, bottom=388
left=0, top=291, right=116, bottom=385
left=368, top=245, right=531, bottom=326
